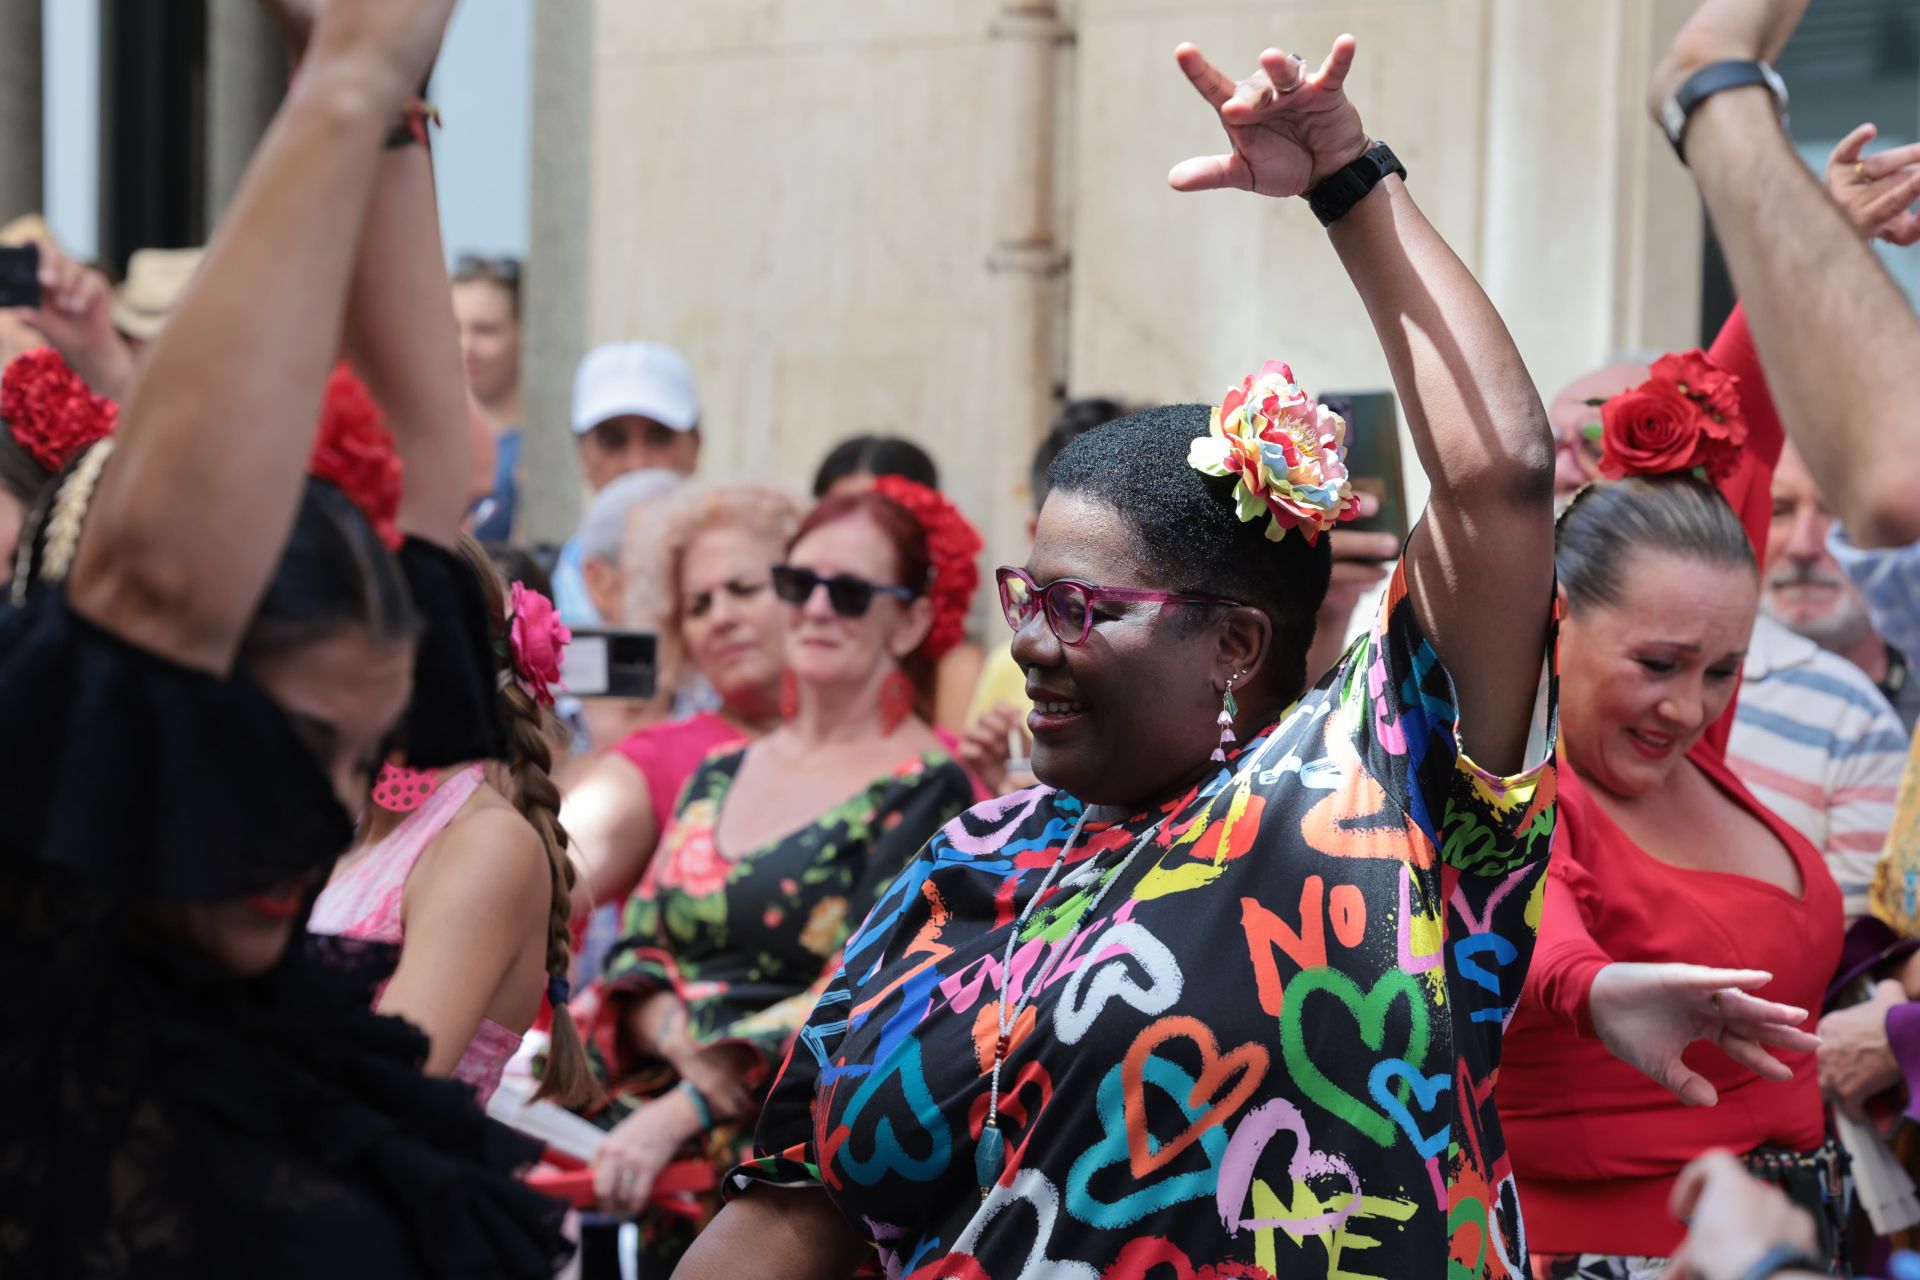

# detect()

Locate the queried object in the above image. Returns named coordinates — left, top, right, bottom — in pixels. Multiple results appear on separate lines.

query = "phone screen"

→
left=1321, top=390, right=1408, bottom=547
left=0, top=245, right=40, bottom=310
left=559, top=629, right=658, bottom=700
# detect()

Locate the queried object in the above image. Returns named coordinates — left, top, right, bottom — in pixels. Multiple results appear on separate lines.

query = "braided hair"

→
left=454, top=535, right=603, bottom=1110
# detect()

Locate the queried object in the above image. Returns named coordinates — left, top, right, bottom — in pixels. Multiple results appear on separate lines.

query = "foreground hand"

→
left=1669, top=1150, right=1821, bottom=1280
left=591, top=1092, right=701, bottom=1216
left=1169, top=37, right=1369, bottom=198
left=1826, top=124, right=1920, bottom=246
left=1817, top=978, right=1906, bottom=1121
left=1649, top=0, right=1809, bottom=125
left=1589, top=963, right=1819, bottom=1106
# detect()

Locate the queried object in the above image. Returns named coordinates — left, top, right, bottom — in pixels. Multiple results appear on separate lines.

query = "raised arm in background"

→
left=1170, top=36, right=1555, bottom=773
left=65, top=0, right=456, bottom=673
left=1651, top=0, right=1920, bottom=548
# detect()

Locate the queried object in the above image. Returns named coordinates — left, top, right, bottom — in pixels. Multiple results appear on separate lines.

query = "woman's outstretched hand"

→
left=1589, top=963, right=1820, bottom=1107
left=1168, top=36, right=1370, bottom=199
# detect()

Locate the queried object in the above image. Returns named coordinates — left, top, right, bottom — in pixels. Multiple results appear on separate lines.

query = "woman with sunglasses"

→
left=677, top=34, right=1565, bottom=1280
left=568, top=475, right=977, bottom=1270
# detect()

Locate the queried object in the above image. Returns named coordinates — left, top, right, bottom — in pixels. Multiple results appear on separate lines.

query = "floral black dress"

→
left=577, top=744, right=977, bottom=1266
left=732, top=567, right=1560, bottom=1279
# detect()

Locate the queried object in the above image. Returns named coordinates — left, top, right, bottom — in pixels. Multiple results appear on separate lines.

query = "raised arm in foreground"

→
left=66, top=0, right=455, bottom=672
left=1170, top=36, right=1555, bottom=773
left=1652, top=0, right=1920, bottom=547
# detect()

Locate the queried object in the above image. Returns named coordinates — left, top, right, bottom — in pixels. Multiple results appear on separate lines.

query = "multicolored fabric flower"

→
left=508, top=580, right=570, bottom=708
left=0, top=348, right=119, bottom=474
left=307, top=366, right=405, bottom=551
left=1188, top=360, right=1359, bottom=544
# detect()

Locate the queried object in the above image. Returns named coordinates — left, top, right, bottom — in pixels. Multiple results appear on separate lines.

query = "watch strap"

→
left=1733, top=1244, right=1827, bottom=1280
left=1661, top=60, right=1788, bottom=163
left=1307, top=142, right=1407, bottom=228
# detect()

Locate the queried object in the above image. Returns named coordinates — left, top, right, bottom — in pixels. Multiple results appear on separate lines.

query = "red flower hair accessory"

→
left=507, top=581, right=570, bottom=708
left=873, top=474, right=982, bottom=663
left=0, top=349, right=119, bottom=473
left=1597, top=350, right=1746, bottom=484
left=308, top=365, right=405, bottom=550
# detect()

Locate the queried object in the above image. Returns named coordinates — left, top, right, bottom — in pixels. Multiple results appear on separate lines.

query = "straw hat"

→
left=112, top=248, right=205, bottom=342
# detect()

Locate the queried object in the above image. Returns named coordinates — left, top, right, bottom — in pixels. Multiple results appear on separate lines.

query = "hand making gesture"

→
left=1168, top=36, right=1370, bottom=198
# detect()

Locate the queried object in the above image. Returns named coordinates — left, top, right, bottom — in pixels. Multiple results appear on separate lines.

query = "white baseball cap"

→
left=570, top=340, right=700, bottom=435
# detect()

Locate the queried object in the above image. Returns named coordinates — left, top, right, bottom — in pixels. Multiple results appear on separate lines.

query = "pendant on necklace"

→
left=975, top=1115, right=1006, bottom=1195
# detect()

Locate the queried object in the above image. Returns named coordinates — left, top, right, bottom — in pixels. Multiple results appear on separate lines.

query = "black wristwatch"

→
left=1732, top=1244, right=1827, bottom=1280
left=1307, top=142, right=1406, bottom=227
left=1660, top=59, right=1788, bottom=164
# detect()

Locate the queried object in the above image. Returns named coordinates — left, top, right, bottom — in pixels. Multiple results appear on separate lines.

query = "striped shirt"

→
left=1728, top=614, right=1909, bottom=920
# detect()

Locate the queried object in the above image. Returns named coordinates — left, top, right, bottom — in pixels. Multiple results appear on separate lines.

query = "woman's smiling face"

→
left=1013, top=492, right=1234, bottom=808
left=1558, top=547, right=1757, bottom=799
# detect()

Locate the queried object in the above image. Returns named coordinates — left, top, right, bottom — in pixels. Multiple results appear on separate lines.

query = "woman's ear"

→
left=1215, top=605, right=1273, bottom=688
left=892, top=595, right=936, bottom=660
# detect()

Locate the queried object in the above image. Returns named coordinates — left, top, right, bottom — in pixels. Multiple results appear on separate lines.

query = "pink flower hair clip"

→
left=507, top=581, right=570, bottom=708
left=1188, top=360, right=1359, bottom=544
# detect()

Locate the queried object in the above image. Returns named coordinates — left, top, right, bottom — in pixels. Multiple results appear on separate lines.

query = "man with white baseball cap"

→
left=552, top=340, right=701, bottom=625
left=570, top=339, right=701, bottom=490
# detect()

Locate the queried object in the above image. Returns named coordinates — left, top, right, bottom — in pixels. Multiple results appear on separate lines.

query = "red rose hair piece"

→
left=1598, top=349, right=1747, bottom=485
left=308, top=365, right=405, bottom=550
left=873, top=474, right=982, bottom=664
left=0, top=349, right=119, bottom=474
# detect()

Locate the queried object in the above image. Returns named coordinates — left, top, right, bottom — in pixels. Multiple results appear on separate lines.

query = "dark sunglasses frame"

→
left=452, top=254, right=522, bottom=285
left=995, top=565, right=1241, bottom=647
left=771, top=564, right=919, bottom=618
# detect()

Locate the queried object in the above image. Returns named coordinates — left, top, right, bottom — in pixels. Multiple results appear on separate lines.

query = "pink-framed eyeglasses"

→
left=994, top=566, right=1242, bottom=648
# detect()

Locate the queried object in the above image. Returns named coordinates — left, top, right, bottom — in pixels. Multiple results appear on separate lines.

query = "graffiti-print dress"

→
left=733, top=566, right=1559, bottom=1280
left=578, top=745, right=976, bottom=1262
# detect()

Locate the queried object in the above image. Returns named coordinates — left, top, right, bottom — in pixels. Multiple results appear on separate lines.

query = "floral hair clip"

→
left=308, top=366, right=405, bottom=550
left=1595, top=350, right=1746, bottom=484
left=1188, top=360, right=1359, bottom=545
left=507, top=581, right=570, bottom=708
left=1, top=348, right=119, bottom=474
left=871, top=474, right=983, bottom=662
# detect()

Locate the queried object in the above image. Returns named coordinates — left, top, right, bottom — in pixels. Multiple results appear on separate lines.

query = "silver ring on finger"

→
left=1279, top=51, right=1307, bottom=93
left=617, top=1168, right=637, bottom=1193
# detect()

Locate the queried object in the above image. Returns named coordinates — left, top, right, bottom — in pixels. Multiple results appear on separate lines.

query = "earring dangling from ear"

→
left=1211, top=674, right=1242, bottom=764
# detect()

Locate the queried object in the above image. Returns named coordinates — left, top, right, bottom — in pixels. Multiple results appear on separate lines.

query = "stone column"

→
left=978, top=1, right=1069, bottom=576
left=519, top=0, right=595, bottom=548
left=0, top=0, right=44, bottom=224
left=205, top=0, right=287, bottom=226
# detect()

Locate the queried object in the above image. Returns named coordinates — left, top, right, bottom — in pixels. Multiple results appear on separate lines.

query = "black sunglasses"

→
left=771, top=565, right=918, bottom=618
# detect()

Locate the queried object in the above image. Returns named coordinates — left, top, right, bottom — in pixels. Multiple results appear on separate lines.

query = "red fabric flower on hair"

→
left=307, top=365, right=405, bottom=550
left=0, top=349, right=119, bottom=474
left=1598, top=348, right=1746, bottom=484
left=873, top=475, right=982, bottom=663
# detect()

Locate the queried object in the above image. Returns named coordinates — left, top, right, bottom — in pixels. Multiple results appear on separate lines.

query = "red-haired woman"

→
left=570, top=478, right=979, bottom=1267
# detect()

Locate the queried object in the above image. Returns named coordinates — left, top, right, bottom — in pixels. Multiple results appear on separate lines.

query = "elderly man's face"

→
left=1763, top=440, right=1876, bottom=651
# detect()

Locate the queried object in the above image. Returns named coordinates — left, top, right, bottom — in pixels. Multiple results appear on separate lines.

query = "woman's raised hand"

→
left=1825, top=124, right=1920, bottom=247
left=1169, top=36, right=1370, bottom=199
left=1589, top=963, right=1820, bottom=1107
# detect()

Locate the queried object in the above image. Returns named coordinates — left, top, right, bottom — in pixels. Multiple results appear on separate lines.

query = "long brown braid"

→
left=455, top=535, right=604, bottom=1110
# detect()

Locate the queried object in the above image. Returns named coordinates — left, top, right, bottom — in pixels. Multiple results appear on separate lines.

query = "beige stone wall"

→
left=525, top=0, right=1708, bottom=597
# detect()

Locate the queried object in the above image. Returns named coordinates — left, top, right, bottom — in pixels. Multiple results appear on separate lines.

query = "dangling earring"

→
left=1211, top=674, right=1241, bottom=763
left=373, top=762, right=439, bottom=813
left=780, top=669, right=799, bottom=721
left=880, top=669, right=915, bottom=735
